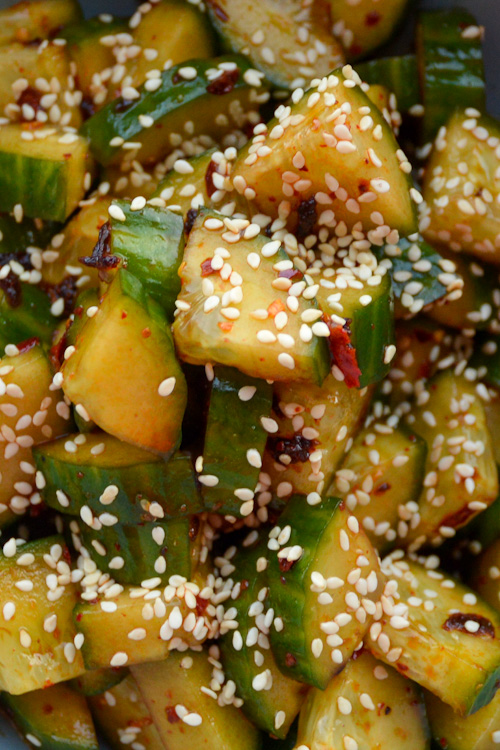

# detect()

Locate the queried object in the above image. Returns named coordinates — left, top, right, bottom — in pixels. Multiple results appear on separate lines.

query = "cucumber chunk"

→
left=201, top=367, right=272, bottom=517
left=231, top=66, right=417, bottom=241
left=268, top=495, right=383, bottom=689
left=34, top=433, right=202, bottom=524
left=0, top=0, right=82, bottom=45
left=131, top=650, right=261, bottom=750
left=416, top=10, right=486, bottom=144
left=2, top=682, right=98, bottom=750
left=422, top=110, right=500, bottom=266
left=471, top=537, right=500, bottom=613
left=0, top=124, right=95, bottom=222
left=0, top=282, right=57, bottom=348
left=404, top=370, right=498, bottom=550
left=218, top=540, right=307, bottom=737
left=99, top=199, right=185, bottom=319
left=331, top=421, right=427, bottom=552
left=262, top=374, right=372, bottom=500
left=89, top=673, right=163, bottom=750
left=369, top=556, right=500, bottom=716
left=173, top=209, right=330, bottom=384
left=71, top=667, right=127, bottom=697
left=0, top=535, right=84, bottom=694
left=356, top=54, right=419, bottom=113
left=0, top=342, right=71, bottom=531
left=425, top=687, right=500, bottom=750
left=82, top=55, right=268, bottom=167
left=206, top=0, right=343, bottom=90
left=74, top=575, right=215, bottom=670
left=329, top=0, right=410, bottom=61
left=62, top=268, right=187, bottom=456
left=296, top=649, right=430, bottom=750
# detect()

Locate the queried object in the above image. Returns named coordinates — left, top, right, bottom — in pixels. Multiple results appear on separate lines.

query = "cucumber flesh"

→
left=329, top=0, right=410, bottom=61
left=0, top=0, right=82, bottom=45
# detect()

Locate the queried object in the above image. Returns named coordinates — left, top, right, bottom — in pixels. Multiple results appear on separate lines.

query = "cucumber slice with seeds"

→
left=369, top=556, right=500, bottom=716
left=173, top=209, right=330, bottom=385
left=231, top=66, right=417, bottom=241
left=82, top=55, right=268, bottom=167
left=206, top=0, right=344, bottom=90
left=296, top=649, right=430, bottom=750
left=0, top=124, right=95, bottom=222
left=62, top=268, right=187, bottom=456
left=34, top=433, right=202, bottom=524
left=268, top=494, right=383, bottom=689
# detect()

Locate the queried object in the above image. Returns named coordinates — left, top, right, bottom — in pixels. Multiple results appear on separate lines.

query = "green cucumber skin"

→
left=417, top=9, right=486, bottom=143
left=74, top=516, right=192, bottom=585
left=33, top=447, right=203, bottom=524
left=0, top=282, right=56, bottom=348
left=61, top=15, right=127, bottom=46
left=0, top=214, right=59, bottom=254
left=268, top=495, right=343, bottom=689
left=82, top=55, right=261, bottom=166
left=351, top=275, right=394, bottom=389
left=471, top=336, right=500, bottom=390
left=0, top=152, right=69, bottom=222
left=109, top=200, right=184, bottom=319
left=71, top=667, right=128, bottom=697
left=202, top=367, right=272, bottom=516
left=357, top=54, right=419, bottom=113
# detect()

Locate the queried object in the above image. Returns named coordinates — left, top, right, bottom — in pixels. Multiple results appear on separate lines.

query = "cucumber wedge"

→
left=231, top=66, right=417, bottom=240
left=262, top=373, right=372, bottom=499
left=173, top=209, right=330, bottom=384
left=422, top=110, right=500, bottom=266
left=404, top=370, right=498, bottom=549
left=0, top=535, right=84, bottom=694
left=268, top=494, right=383, bottom=689
left=71, top=667, right=127, bottom=697
left=416, top=10, right=486, bottom=144
left=0, top=0, right=82, bottom=44
left=61, top=268, right=187, bottom=456
left=218, top=540, right=307, bottom=737
left=89, top=673, right=163, bottom=750
left=131, top=650, right=261, bottom=750
left=34, top=433, right=202, bottom=524
left=206, top=0, right=343, bottom=90
left=471, top=537, right=500, bottom=614
left=329, top=0, right=410, bottom=61
left=0, top=125, right=95, bottom=222
left=356, top=54, right=419, bottom=113
left=425, top=687, right=500, bottom=750
left=331, top=421, right=427, bottom=552
left=296, top=649, right=430, bottom=750
left=0, top=281, right=57, bottom=348
left=2, top=682, right=98, bottom=750
left=82, top=55, right=268, bottom=166
left=369, top=556, right=500, bottom=716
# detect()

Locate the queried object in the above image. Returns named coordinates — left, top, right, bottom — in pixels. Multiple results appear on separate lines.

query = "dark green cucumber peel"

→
left=356, top=54, right=419, bottom=113
left=416, top=8, right=486, bottom=143
left=71, top=667, right=128, bottom=697
left=106, top=199, right=185, bottom=319
left=81, top=55, right=267, bottom=166
left=33, top=439, right=203, bottom=525
left=0, top=282, right=56, bottom=348
left=471, top=335, right=500, bottom=390
left=201, top=367, right=272, bottom=517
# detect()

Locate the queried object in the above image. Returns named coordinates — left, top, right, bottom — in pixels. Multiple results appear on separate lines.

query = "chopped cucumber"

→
left=74, top=575, right=214, bottom=670
left=404, top=370, right=498, bottom=549
left=471, top=537, right=500, bottom=613
left=71, top=667, right=128, bottom=697
left=61, top=268, right=187, bottom=456
left=82, top=55, right=268, bottom=166
left=219, top=540, right=307, bottom=737
left=0, top=0, right=82, bottom=44
left=2, top=681, right=98, bottom=750
left=0, top=125, right=95, bottom=222
left=329, top=0, right=410, bottom=60
left=201, top=366, right=272, bottom=517
left=262, top=373, right=372, bottom=500
left=268, top=494, right=382, bottom=689
left=425, top=687, right=500, bottom=750
left=206, top=0, right=343, bottom=90
left=0, top=282, right=57, bottom=348
left=0, top=535, right=84, bottom=694
left=231, top=67, right=417, bottom=240
left=416, top=10, right=486, bottom=144
left=356, top=54, right=419, bottom=113
left=370, top=556, right=500, bottom=715
left=0, top=342, right=71, bottom=531
left=422, top=110, right=500, bottom=266
left=34, top=433, right=202, bottom=524
left=89, top=672, right=163, bottom=750
left=131, top=650, right=261, bottom=750
left=331, top=421, right=427, bottom=552
left=296, top=649, right=430, bottom=750
left=173, top=209, right=330, bottom=384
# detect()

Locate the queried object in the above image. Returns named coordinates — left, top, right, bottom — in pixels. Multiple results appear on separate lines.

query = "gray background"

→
left=0, top=0, right=498, bottom=746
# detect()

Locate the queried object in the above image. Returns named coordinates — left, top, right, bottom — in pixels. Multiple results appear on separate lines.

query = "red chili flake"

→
left=296, top=197, right=317, bottom=240
left=80, top=222, right=120, bottom=275
left=325, top=317, right=361, bottom=388
left=16, top=336, right=39, bottom=355
left=218, top=321, right=233, bottom=333
left=439, top=503, right=476, bottom=531
left=207, top=68, right=239, bottom=95
left=49, top=324, right=70, bottom=371
left=141, top=327, right=151, bottom=338
left=195, top=596, right=209, bottom=616
left=443, top=612, right=495, bottom=637
left=278, top=268, right=303, bottom=282
left=42, top=704, right=54, bottom=715
left=206, top=0, right=229, bottom=21
left=205, top=159, right=219, bottom=198
left=269, top=434, right=318, bottom=464
left=75, top=613, right=83, bottom=622
left=365, top=10, right=381, bottom=26
left=279, top=557, right=296, bottom=573
left=121, top=311, right=127, bottom=319
left=201, top=258, right=217, bottom=276
left=18, top=87, right=43, bottom=117
left=374, top=482, right=391, bottom=495
left=285, top=653, right=297, bottom=668
left=165, top=706, right=181, bottom=724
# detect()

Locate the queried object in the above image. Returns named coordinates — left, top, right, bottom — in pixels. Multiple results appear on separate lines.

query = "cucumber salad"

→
left=0, top=0, right=499, bottom=749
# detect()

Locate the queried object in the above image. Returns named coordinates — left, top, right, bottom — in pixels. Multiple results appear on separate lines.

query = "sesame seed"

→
left=158, top=377, right=176, bottom=397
